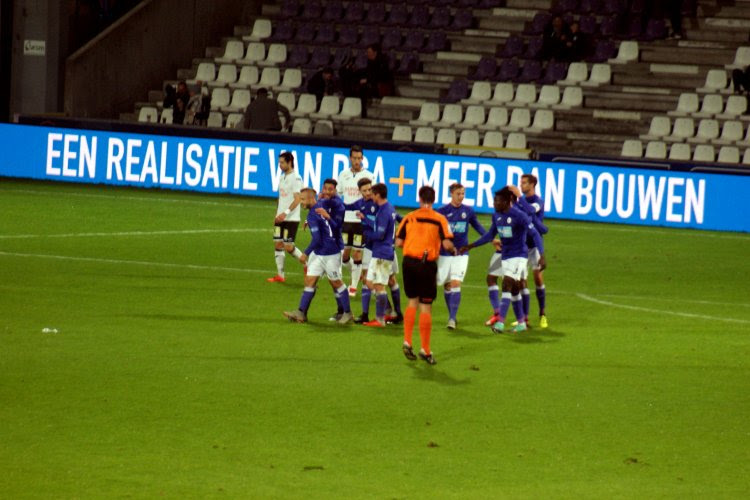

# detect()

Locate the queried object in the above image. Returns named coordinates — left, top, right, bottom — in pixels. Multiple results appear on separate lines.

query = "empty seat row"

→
left=640, top=117, right=750, bottom=145
left=394, top=126, right=528, bottom=149
left=697, top=69, right=734, bottom=94
left=190, top=64, right=302, bottom=92
left=462, top=81, right=583, bottom=109
left=214, top=42, right=287, bottom=67
left=669, top=93, right=747, bottom=120
left=410, top=103, right=554, bottom=133
left=622, top=140, right=750, bottom=164
left=725, top=46, right=750, bottom=71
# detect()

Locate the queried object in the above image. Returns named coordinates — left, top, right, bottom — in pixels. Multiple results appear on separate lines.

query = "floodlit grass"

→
left=1, top=178, right=749, bottom=499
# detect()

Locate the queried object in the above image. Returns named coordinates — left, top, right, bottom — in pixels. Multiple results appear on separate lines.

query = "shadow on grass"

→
left=503, top=326, right=566, bottom=344
left=406, top=362, right=471, bottom=386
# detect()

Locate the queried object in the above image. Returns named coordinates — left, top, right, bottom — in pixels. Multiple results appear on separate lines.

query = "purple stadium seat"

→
left=500, top=35, right=525, bottom=59
left=515, top=60, right=542, bottom=83
left=313, top=24, right=336, bottom=45
left=424, top=32, right=448, bottom=53
left=525, top=13, right=552, bottom=36
left=387, top=4, right=408, bottom=26
left=279, top=0, right=299, bottom=19
left=496, top=59, right=520, bottom=82
left=599, top=15, right=618, bottom=37
left=301, top=0, right=322, bottom=20
left=322, top=0, right=343, bottom=22
left=381, top=28, right=402, bottom=52
left=337, top=25, right=359, bottom=47
left=430, top=7, right=452, bottom=30
left=630, top=0, right=646, bottom=14
left=624, top=15, right=643, bottom=39
left=579, top=15, right=598, bottom=35
left=353, top=50, right=368, bottom=71
left=407, top=5, right=430, bottom=28
left=470, top=56, right=498, bottom=81
left=284, top=45, right=309, bottom=67
left=331, top=47, right=351, bottom=70
left=358, top=26, right=380, bottom=48
left=458, top=0, right=479, bottom=6
left=268, top=23, right=294, bottom=42
left=602, top=0, right=627, bottom=15
left=552, top=0, right=579, bottom=14
left=440, top=79, right=469, bottom=104
left=344, top=2, right=365, bottom=23
left=304, top=46, right=331, bottom=69
left=578, top=0, right=602, bottom=13
left=524, top=37, right=544, bottom=60
left=541, top=60, right=568, bottom=84
left=641, top=18, right=667, bottom=41
left=478, top=0, right=504, bottom=7
left=587, top=39, right=616, bottom=62
left=450, top=10, right=473, bottom=31
left=562, top=13, right=575, bottom=26
left=396, top=52, right=421, bottom=76
left=403, top=31, right=425, bottom=51
left=294, top=24, right=316, bottom=44
left=364, top=3, right=386, bottom=25
left=433, top=0, right=453, bottom=6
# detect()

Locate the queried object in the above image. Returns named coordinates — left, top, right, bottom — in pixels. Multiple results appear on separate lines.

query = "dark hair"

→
left=371, top=183, right=387, bottom=199
left=496, top=187, right=516, bottom=203
left=322, top=67, right=333, bottom=75
left=350, top=145, right=363, bottom=156
left=279, top=151, right=294, bottom=167
left=367, top=43, right=381, bottom=54
left=357, top=178, right=372, bottom=189
left=449, top=182, right=464, bottom=193
left=323, top=178, right=337, bottom=187
left=521, top=174, right=538, bottom=186
left=256, top=88, right=269, bottom=98
left=418, top=185, right=436, bottom=203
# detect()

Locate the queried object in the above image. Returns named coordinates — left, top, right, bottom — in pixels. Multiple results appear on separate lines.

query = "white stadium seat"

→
left=273, top=68, right=302, bottom=93
left=239, top=42, right=265, bottom=66
left=337, top=97, right=362, bottom=120
left=505, top=132, right=527, bottom=149
left=243, top=18, right=272, bottom=42
left=554, top=86, right=583, bottom=109
left=533, top=85, right=561, bottom=108
left=276, top=92, right=296, bottom=113
left=511, top=84, right=536, bottom=107
left=259, top=43, right=287, bottom=67
left=210, top=88, right=231, bottom=110
left=714, top=120, right=744, bottom=145
left=223, top=89, right=251, bottom=112
left=692, top=144, right=715, bottom=162
left=138, top=106, right=158, bottom=123
left=462, top=81, right=492, bottom=104
left=187, top=62, right=215, bottom=85
left=688, top=119, right=719, bottom=143
left=309, top=95, right=340, bottom=119
left=668, top=143, right=691, bottom=161
left=458, top=105, right=486, bottom=129
left=480, top=107, right=508, bottom=130
left=560, top=62, right=588, bottom=86
left=437, top=104, right=463, bottom=127
left=640, top=116, right=671, bottom=141
left=216, top=40, right=245, bottom=64
left=414, top=126, right=435, bottom=144
left=609, top=40, right=639, bottom=64
left=694, top=94, right=723, bottom=118
left=225, top=113, right=243, bottom=129
left=313, top=119, right=334, bottom=135
left=291, top=118, right=312, bottom=134
left=526, top=109, right=554, bottom=133
left=621, top=139, right=643, bottom=158
left=230, top=65, right=259, bottom=89
left=717, top=146, right=740, bottom=163
left=410, top=102, right=440, bottom=126
left=582, top=63, right=611, bottom=87
left=504, top=108, right=531, bottom=131
left=436, top=128, right=457, bottom=144
left=207, top=111, right=223, bottom=128
left=209, top=64, right=238, bottom=88
left=665, top=117, right=694, bottom=142
left=258, top=67, right=281, bottom=88
left=482, top=131, right=504, bottom=148
left=291, top=93, right=317, bottom=117
left=159, top=108, right=173, bottom=124
left=645, top=141, right=667, bottom=159
left=392, top=125, right=412, bottom=142
left=458, top=129, right=480, bottom=146
left=669, top=93, right=699, bottom=117
left=697, top=69, right=728, bottom=94
left=490, top=82, right=514, bottom=106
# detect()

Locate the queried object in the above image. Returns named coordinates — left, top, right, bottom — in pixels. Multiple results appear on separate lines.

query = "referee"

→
left=395, top=186, right=455, bottom=365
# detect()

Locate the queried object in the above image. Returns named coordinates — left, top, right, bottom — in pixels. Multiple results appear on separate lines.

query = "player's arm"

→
left=468, top=210, right=487, bottom=236
left=464, top=222, right=497, bottom=252
left=395, top=217, right=408, bottom=248
left=275, top=188, right=302, bottom=223
left=370, top=208, right=391, bottom=241
left=303, top=218, right=321, bottom=256
left=439, top=215, right=456, bottom=254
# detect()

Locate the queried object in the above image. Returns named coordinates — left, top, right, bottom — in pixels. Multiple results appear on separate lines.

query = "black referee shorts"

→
left=402, top=256, right=438, bottom=304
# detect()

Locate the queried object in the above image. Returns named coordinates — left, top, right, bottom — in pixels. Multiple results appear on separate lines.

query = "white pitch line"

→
left=595, top=292, right=750, bottom=309
left=576, top=293, right=750, bottom=325
left=0, top=228, right=271, bottom=240
left=0, top=250, right=292, bottom=276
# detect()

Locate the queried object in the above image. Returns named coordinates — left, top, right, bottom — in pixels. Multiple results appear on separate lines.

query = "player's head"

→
left=357, top=178, right=373, bottom=200
left=371, top=183, right=387, bottom=203
left=349, top=145, right=364, bottom=172
left=256, top=88, right=269, bottom=98
left=494, top=187, right=516, bottom=213
left=279, top=152, right=294, bottom=173
left=321, top=178, right=337, bottom=199
left=449, top=183, right=465, bottom=206
left=418, top=185, right=436, bottom=206
left=521, top=174, right=537, bottom=196
left=300, top=187, right=317, bottom=208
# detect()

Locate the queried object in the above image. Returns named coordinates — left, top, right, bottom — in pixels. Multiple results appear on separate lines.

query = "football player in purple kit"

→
left=519, top=174, right=549, bottom=328
left=436, top=183, right=486, bottom=330
left=283, top=188, right=353, bottom=324
left=461, top=186, right=546, bottom=333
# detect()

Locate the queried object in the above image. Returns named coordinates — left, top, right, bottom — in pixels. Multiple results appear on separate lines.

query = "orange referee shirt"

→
left=396, top=206, right=453, bottom=262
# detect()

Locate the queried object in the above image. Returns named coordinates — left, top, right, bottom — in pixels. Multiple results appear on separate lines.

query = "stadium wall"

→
left=64, top=0, right=262, bottom=120
left=1, top=121, right=747, bottom=233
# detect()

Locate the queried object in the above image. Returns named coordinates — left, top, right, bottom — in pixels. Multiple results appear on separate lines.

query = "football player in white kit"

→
left=267, top=151, right=305, bottom=283
left=336, top=145, right=374, bottom=296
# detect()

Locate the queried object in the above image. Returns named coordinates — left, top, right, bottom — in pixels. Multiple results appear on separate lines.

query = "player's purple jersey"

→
left=366, top=201, right=397, bottom=260
left=304, top=202, right=342, bottom=256
left=470, top=205, right=544, bottom=259
left=436, top=203, right=486, bottom=256
left=320, top=195, right=346, bottom=250
left=516, top=194, right=547, bottom=249
left=345, top=198, right=378, bottom=250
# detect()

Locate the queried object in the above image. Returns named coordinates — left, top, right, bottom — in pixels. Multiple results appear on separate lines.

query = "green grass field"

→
left=1, top=178, right=749, bottom=499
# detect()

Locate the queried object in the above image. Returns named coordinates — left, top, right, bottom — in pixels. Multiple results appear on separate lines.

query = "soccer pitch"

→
left=1, top=178, right=748, bottom=498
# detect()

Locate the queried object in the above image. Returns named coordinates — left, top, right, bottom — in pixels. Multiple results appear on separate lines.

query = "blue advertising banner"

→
left=0, top=123, right=747, bottom=232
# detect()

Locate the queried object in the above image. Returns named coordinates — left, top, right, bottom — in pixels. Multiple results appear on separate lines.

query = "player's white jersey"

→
left=277, top=170, right=303, bottom=222
left=337, top=168, right=374, bottom=223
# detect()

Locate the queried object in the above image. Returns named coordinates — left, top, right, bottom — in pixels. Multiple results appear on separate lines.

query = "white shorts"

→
left=487, top=253, right=503, bottom=277
left=362, top=248, right=373, bottom=270
left=437, top=255, right=469, bottom=285
left=528, top=247, right=542, bottom=271
left=368, top=257, right=393, bottom=286
left=307, top=253, right=342, bottom=281
left=391, top=255, right=399, bottom=275
left=502, top=257, right=528, bottom=281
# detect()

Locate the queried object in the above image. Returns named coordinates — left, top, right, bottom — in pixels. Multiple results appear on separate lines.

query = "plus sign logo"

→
left=388, top=165, right=414, bottom=197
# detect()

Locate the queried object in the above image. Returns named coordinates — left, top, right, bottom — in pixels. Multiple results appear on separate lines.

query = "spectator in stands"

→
left=339, top=56, right=359, bottom=99
left=542, top=16, right=571, bottom=61
left=732, top=66, right=750, bottom=95
left=186, top=86, right=211, bottom=126
left=564, top=21, right=589, bottom=61
left=358, top=43, right=394, bottom=118
left=307, top=67, right=338, bottom=105
left=242, top=88, right=292, bottom=131
left=666, top=0, right=685, bottom=39
left=170, top=81, right=191, bottom=125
